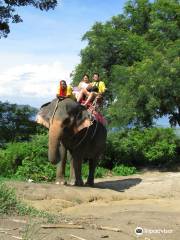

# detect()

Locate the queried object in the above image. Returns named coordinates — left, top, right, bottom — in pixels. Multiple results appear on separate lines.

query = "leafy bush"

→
left=2, top=127, right=177, bottom=182
left=112, top=165, right=137, bottom=176
left=102, top=128, right=179, bottom=168
left=0, top=134, right=56, bottom=181
left=81, top=164, right=109, bottom=178
left=0, top=141, right=30, bottom=177
left=0, top=101, right=37, bottom=146
left=14, top=135, right=56, bottom=182
left=50, top=162, right=109, bottom=180
left=0, top=134, right=111, bottom=182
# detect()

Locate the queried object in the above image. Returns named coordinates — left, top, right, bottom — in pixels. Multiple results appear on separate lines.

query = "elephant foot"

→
left=55, top=178, right=67, bottom=185
left=68, top=178, right=84, bottom=186
left=75, top=179, right=84, bottom=186
left=68, top=178, right=76, bottom=186
left=85, top=180, right=94, bottom=187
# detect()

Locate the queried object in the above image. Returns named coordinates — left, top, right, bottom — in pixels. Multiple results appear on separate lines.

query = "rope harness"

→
left=51, top=98, right=60, bottom=124
left=72, top=120, right=98, bottom=150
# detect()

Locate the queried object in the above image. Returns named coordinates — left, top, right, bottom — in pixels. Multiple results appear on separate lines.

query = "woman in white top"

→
left=78, top=74, right=90, bottom=90
left=75, top=74, right=90, bottom=100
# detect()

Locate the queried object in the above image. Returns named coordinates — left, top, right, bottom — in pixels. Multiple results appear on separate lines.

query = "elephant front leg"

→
left=85, top=158, right=97, bottom=187
left=55, top=144, right=67, bottom=185
left=72, top=155, right=84, bottom=186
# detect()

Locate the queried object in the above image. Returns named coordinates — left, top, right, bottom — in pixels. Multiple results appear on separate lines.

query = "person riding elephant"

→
left=56, top=80, right=74, bottom=99
left=36, top=98, right=107, bottom=186
left=73, top=74, right=90, bottom=100
left=77, top=73, right=106, bottom=106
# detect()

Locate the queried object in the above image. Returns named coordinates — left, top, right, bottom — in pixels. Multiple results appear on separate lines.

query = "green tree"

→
left=0, top=101, right=37, bottom=145
left=73, top=0, right=180, bottom=127
left=148, top=0, right=180, bottom=43
left=0, top=0, right=57, bottom=38
left=124, top=0, right=152, bottom=35
left=73, top=19, right=151, bottom=86
left=110, top=43, right=180, bottom=127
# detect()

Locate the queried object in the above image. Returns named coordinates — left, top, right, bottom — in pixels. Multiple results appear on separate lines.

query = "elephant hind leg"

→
left=72, top=155, right=84, bottom=186
left=85, top=157, right=97, bottom=187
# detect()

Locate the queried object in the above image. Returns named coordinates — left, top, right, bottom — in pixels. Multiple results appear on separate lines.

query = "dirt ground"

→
left=1, top=171, right=180, bottom=240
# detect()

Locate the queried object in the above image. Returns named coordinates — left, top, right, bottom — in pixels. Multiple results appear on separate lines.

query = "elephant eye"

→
left=63, top=118, right=70, bottom=126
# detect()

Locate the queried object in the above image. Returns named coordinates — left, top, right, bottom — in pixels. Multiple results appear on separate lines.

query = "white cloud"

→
left=0, top=61, right=72, bottom=107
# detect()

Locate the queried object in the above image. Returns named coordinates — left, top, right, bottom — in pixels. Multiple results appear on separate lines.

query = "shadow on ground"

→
left=94, top=178, right=142, bottom=192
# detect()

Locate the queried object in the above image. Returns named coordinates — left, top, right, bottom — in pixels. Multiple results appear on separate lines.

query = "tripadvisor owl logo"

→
left=135, top=226, right=143, bottom=236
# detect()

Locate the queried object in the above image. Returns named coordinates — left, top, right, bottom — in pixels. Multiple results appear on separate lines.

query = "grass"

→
left=0, top=181, right=58, bottom=223
left=22, top=222, right=53, bottom=240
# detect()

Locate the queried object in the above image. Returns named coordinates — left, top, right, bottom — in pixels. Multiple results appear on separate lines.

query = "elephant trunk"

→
left=48, top=120, right=62, bottom=165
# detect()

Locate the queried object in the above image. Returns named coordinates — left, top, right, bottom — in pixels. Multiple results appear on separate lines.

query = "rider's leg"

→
left=84, top=92, right=97, bottom=105
left=77, top=89, right=90, bottom=102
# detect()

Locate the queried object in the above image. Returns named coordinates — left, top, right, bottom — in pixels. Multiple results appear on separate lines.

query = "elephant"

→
left=36, top=98, right=107, bottom=186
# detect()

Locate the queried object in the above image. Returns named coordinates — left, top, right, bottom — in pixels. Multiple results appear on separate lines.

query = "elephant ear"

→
left=36, top=101, right=55, bottom=128
left=60, top=102, right=90, bottom=132
left=75, top=105, right=89, bottom=126
left=36, top=113, right=50, bottom=128
left=64, top=103, right=89, bottom=127
left=71, top=105, right=92, bottom=134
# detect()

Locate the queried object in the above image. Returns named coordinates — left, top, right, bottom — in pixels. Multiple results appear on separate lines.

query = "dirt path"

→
left=1, top=171, right=180, bottom=240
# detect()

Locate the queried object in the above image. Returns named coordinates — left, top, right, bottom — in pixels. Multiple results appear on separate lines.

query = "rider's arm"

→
left=66, top=85, right=71, bottom=96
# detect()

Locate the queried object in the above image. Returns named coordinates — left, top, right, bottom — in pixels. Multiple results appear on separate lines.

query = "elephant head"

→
left=36, top=98, right=91, bottom=164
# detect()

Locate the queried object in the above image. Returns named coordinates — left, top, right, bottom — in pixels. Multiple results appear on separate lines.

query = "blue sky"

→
left=0, top=0, right=127, bottom=107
